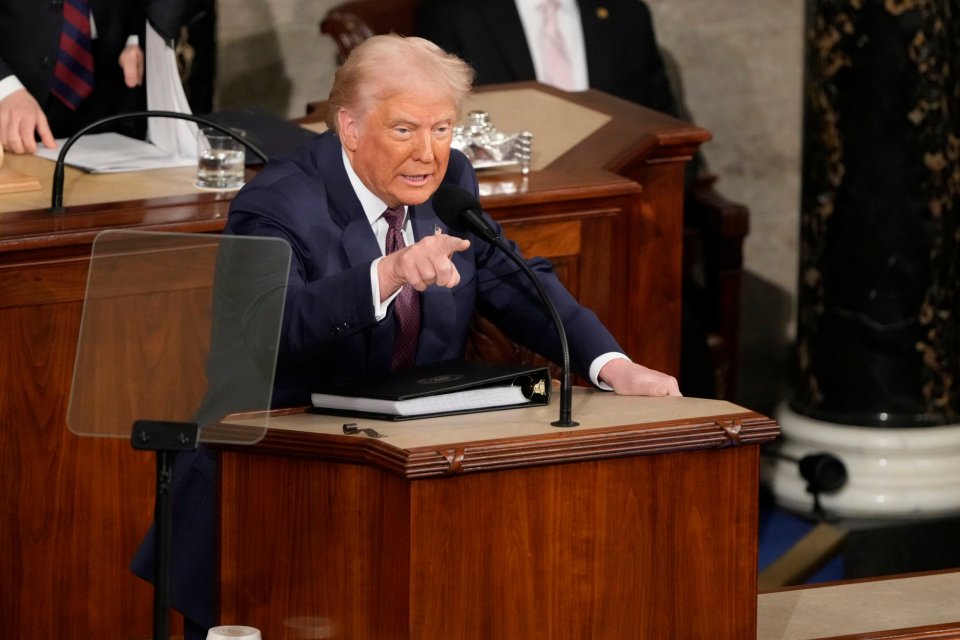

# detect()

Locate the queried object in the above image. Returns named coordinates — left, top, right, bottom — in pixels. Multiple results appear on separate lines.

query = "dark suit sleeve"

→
left=146, top=0, right=192, bottom=43
left=579, top=0, right=677, bottom=115
left=470, top=220, right=624, bottom=380
left=630, top=0, right=677, bottom=116
left=0, top=60, right=13, bottom=83
left=436, top=159, right=623, bottom=380
left=88, top=0, right=143, bottom=52
left=226, top=169, right=380, bottom=367
left=415, top=0, right=534, bottom=85
left=0, top=3, right=60, bottom=97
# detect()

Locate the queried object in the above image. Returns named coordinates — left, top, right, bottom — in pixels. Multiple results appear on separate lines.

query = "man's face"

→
left=339, top=89, right=457, bottom=208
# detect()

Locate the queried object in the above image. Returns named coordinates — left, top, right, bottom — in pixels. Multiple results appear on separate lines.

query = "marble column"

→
left=767, top=0, right=960, bottom=516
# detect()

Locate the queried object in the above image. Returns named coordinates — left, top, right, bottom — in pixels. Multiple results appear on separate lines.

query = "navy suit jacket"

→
left=133, top=131, right=622, bottom=629
left=226, top=131, right=622, bottom=407
left=415, top=0, right=677, bottom=115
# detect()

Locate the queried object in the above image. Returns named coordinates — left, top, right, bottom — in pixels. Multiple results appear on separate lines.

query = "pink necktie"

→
left=51, top=0, right=95, bottom=110
left=538, top=0, right=574, bottom=91
left=383, top=207, right=420, bottom=370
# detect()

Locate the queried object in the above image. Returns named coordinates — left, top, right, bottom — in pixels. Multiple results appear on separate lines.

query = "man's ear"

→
left=337, top=109, right=360, bottom=152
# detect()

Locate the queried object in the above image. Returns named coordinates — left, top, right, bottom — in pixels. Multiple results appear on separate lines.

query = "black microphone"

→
left=49, top=110, right=269, bottom=214
left=432, top=183, right=578, bottom=427
left=763, top=448, right=847, bottom=518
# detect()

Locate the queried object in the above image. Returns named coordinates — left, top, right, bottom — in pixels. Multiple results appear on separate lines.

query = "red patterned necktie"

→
left=51, top=0, right=95, bottom=110
left=383, top=206, right=421, bottom=370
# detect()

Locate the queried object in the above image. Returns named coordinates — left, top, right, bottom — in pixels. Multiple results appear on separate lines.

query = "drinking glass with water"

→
left=197, top=127, right=246, bottom=190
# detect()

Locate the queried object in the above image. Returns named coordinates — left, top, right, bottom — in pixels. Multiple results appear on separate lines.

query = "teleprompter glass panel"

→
left=68, top=230, right=290, bottom=445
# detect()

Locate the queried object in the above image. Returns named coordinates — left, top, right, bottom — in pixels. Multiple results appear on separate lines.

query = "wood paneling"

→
left=0, top=289, right=159, bottom=637
left=218, top=418, right=766, bottom=639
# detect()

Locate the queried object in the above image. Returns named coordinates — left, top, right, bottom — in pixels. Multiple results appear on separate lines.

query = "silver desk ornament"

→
left=451, top=111, right=533, bottom=175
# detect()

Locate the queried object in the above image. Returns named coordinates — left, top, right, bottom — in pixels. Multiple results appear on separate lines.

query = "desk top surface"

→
left=758, top=570, right=960, bottom=640
left=215, top=387, right=778, bottom=478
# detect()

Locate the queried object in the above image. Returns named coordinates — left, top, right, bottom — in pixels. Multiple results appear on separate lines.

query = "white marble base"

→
left=763, top=403, right=960, bottom=518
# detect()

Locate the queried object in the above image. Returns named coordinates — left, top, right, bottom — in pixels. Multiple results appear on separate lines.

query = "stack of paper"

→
left=34, top=132, right=195, bottom=173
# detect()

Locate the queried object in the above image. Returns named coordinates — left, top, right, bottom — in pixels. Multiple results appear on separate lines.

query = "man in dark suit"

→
left=415, top=0, right=677, bottom=116
left=230, top=33, right=680, bottom=402
left=132, top=33, right=679, bottom=639
left=230, top=129, right=634, bottom=406
left=0, top=0, right=187, bottom=154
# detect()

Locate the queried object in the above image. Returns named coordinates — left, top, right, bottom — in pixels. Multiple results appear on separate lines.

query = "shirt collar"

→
left=341, top=146, right=406, bottom=225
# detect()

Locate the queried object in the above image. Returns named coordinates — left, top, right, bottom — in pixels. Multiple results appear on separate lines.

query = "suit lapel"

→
left=319, top=134, right=383, bottom=269
left=481, top=0, right=537, bottom=81
left=578, top=0, right=613, bottom=85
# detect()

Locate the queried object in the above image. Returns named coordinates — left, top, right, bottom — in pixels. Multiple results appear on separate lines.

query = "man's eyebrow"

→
left=386, top=116, right=419, bottom=128
left=385, top=114, right=456, bottom=128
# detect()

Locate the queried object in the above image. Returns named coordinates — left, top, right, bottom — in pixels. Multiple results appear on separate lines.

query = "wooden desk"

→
left=217, top=389, right=779, bottom=639
left=0, top=84, right=706, bottom=638
left=758, top=570, right=960, bottom=639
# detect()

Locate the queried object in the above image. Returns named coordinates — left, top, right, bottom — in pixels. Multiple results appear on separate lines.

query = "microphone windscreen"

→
left=432, top=184, right=481, bottom=231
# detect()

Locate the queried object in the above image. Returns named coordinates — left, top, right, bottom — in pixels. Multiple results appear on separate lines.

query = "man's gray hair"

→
left=325, top=34, right=475, bottom=134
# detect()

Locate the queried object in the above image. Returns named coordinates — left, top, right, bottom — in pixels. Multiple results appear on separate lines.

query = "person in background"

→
left=132, top=33, right=680, bottom=639
left=417, top=0, right=718, bottom=398
left=415, top=0, right=677, bottom=115
left=0, top=0, right=189, bottom=154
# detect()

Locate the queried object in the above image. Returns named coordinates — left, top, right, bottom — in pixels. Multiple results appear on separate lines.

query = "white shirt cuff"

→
left=370, top=257, right=401, bottom=321
left=0, top=75, right=25, bottom=103
left=589, top=352, right=630, bottom=390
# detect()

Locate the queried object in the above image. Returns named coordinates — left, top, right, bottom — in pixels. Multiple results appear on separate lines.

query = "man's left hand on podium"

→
left=599, top=358, right=682, bottom=397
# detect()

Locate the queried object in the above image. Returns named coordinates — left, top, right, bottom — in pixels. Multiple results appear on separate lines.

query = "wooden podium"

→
left=216, top=390, right=778, bottom=639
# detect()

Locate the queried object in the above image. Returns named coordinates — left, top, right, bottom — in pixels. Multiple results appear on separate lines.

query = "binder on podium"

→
left=310, top=359, right=551, bottom=420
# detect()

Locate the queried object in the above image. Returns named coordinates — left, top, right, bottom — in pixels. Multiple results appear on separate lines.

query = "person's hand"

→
left=118, top=44, right=144, bottom=88
left=377, top=233, right=470, bottom=300
left=0, top=89, right=55, bottom=154
left=598, top=358, right=682, bottom=397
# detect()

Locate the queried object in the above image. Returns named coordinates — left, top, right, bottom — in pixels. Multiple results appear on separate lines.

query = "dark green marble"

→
left=794, top=0, right=960, bottom=426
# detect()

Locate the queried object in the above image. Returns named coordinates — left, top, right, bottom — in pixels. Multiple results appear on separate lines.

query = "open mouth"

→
left=401, top=174, right=431, bottom=185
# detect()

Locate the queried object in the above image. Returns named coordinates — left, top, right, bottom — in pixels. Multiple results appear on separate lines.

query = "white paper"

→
left=311, top=385, right=530, bottom=417
left=34, top=132, right=196, bottom=173
left=145, top=21, right=198, bottom=160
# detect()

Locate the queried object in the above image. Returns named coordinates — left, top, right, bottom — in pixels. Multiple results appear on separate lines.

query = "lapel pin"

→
left=597, top=7, right=609, bottom=19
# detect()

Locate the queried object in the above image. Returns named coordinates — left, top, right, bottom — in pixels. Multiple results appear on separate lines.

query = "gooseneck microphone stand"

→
left=487, top=235, right=579, bottom=427
left=49, top=110, right=269, bottom=213
left=432, top=184, right=578, bottom=427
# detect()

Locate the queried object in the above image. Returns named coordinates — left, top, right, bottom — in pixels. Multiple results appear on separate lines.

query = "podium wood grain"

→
left=217, top=396, right=776, bottom=639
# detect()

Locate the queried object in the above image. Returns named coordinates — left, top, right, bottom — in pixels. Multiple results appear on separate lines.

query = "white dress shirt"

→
left=341, top=147, right=409, bottom=322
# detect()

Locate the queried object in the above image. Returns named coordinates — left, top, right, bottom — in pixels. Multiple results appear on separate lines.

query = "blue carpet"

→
left=758, top=502, right=844, bottom=583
